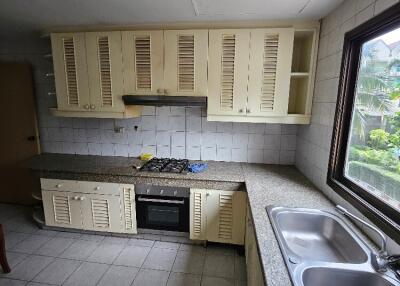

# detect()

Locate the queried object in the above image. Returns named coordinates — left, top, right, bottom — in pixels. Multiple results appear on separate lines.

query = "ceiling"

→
left=0, top=0, right=344, bottom=36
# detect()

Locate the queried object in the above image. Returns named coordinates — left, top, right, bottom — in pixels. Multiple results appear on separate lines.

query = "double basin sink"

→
left=267, top=206, right=400, bottom=286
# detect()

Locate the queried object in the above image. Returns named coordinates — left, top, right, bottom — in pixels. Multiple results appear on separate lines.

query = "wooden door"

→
left=164, top=30, right=208, bottom=96
left=51, top=33, right=91, bottom=112
left=122, top=31, right=164, bottom=95
left=208, top=30, right=250, bottom=116
left=86, top=31, right=125, bottom=113
left=189, top=189, right=207, bottom=240
left=120, top=184, right=137, bottom=234
left=81, top=193, right=122, bottom=233
left=42, top=190, right=83, bottom=228
left=247, top=28, right=294, bottom=117
left=206, top=190, right=246, bottom=245
left=0, top=64, right=40, bottom=204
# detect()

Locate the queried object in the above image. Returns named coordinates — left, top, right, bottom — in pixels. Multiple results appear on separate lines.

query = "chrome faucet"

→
left=336, top=205, right=400, bottom=274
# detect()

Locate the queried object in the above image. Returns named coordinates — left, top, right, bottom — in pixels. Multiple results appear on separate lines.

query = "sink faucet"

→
left=336, top=205, right=400, bottom=274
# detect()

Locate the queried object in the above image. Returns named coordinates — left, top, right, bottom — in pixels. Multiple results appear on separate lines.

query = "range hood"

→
left=122, top=95, right=207, bottom=107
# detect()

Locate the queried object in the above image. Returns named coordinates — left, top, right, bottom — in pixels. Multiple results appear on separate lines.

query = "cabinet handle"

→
left=94, top=186, right=100, bottom=190
left=246, top=108, right=251, bottom=113
left=79, top=196, right=85, bottom=201
left=90, top=105, right=95, bottom=110
left=56, top=184, right=62, bottom=188
left=239, top=108, right=244, bottom=113
left=157, top=88, right=163, bottom=94
left=206, top=192, right=210, bottom=197
left=73, top=196, right=79, bottom=200
left=84, top=104, right=90, bottom=110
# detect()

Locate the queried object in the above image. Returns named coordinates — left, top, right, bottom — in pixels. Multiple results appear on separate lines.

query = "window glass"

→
left=345, top=27, right=400, bottom=210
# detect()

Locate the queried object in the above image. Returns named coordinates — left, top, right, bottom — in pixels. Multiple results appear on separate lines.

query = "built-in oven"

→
left=135, top=185, right=190, bottom=233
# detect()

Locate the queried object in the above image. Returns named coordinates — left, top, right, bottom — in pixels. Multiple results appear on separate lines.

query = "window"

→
left=328, top=3, right=400, bottom=243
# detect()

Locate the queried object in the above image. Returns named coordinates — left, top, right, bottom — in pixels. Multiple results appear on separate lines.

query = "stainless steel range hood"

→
left=122, top=95, right=207, bottom=107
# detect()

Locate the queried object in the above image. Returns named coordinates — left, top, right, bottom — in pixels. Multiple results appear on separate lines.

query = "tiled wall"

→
left=0, top=35, right=297, bottom=164
left=295, top=0, right=400, bottom=251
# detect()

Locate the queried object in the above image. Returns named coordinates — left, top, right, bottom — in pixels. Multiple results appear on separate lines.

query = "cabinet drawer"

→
left=41, top=179, right=79, bottom=192
left=78, top=181, right=120, bottom=195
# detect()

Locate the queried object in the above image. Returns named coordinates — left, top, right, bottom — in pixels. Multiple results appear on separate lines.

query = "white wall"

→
left=0, top=35, right=298, bottom=164
left=295, top=0, right=400, bottom=251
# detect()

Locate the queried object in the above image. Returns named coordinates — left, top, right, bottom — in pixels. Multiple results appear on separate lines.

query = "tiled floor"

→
left=0, top=204, right=247, bottom=286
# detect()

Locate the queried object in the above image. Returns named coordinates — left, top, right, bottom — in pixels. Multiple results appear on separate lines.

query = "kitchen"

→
left=1, top=0, right=400, bottom=285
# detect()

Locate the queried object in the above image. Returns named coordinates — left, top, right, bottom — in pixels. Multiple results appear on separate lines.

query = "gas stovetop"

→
left=140, top=158, right=189, bottom=173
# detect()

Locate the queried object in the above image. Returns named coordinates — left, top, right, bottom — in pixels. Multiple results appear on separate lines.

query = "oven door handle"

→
left=137, top=196, right=185, bottom=205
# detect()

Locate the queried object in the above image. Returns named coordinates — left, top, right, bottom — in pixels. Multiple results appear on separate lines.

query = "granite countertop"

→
left=23, top=153, right=370, bottom=286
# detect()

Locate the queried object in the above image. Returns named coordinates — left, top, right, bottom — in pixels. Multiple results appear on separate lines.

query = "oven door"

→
left=135, top=195, right=189, bottom=232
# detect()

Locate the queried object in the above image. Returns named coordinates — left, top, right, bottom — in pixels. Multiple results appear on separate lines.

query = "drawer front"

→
left=78, top=181, right=120, bottom=195
left=41, top=178, right=80, bottom=193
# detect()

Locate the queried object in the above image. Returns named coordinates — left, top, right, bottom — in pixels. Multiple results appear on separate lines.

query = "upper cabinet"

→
left=164, top=30, right=208, bottom=97
left=51, top=33, right=91, bottom=112
left=122, top=30, right=164, bottom=96
left=208, top=30, right=250, bottom=116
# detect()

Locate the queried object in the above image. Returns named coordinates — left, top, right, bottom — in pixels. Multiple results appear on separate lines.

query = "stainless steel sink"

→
left=301, top=267, right=399, bottom=286
left=267, top=206, right=400, bottom=286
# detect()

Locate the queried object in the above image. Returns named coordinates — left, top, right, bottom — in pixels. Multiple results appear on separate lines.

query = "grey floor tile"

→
left=63, top=262, right=109, bottom=286
left=55, top=231, right=82, bottom=239
left=26, top=283, right=53, bottom=286
left=1, top=255, right=54, bottom=281
left=11, top=235, right=52, bottom=254
left=132, top=269, right=169, bottom=286
left=102, top=236, right=129, bottom=246
left=60, top=239, right=100, bottom=260
left=35, top=237, right=75, bottom=257
left=179, top=244, right=206, bottom=254
left=203, top=255, right=235, bottom=278
left=79, top=234, right=105, bottom=242
left=33, top=230, right=59, bottom=237
left=127, top=238, right=154, bottom=247
left=97, top=265, right=139, bottom=286
left=87, top=242, right=124, bottom=264
left=3, top=217, right=39, bottom=234
left=32, top=258, right=81, bottom=285
left=206, top=244, right=235, bottom=256
left=142, top=247, right=177, bottom=271
left=166, top=272, right=201, bottom=286
left=0, top=278, right=27, bottom=286
left=172, top=251, right=205, bottom=275
left=4, top=232, right=30, bottom=250
left=154, top=241, right=180, bottom=250
left=234, top=255, right=247, bottom=281
left=201, top=276, right=235, bottom=286
left=113, top=245, right=151, bottom=267
left=4, top=252, right=28, bottom=268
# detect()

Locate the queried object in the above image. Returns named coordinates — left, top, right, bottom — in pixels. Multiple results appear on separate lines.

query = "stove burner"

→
left=140, top=158, right=189, bottom=173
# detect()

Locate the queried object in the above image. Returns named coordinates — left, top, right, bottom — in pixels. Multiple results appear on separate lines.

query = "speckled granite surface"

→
left=23, top=153, right=372, bottom=286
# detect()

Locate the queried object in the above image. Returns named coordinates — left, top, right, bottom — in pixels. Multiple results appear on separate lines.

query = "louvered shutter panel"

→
left=91, top=198, right=110, bottom=228
left=261, top=34, right=279, bottom=111
left=220, top=35, right=236, bottom=110
left=98, top=36, right=113, bottom=107
left=218, top=194, right=234, bottom=240
left=247, top=28, right=294, bottom=116
left=135, top=36, right=152, bottom=90
left=190, top=189, right=207, bottom=240
left=62, top=38, right=79, bottom=106
left=178, top=35, right=195, bottom=91
left=122, top=186, right=137, bottom=233
left=53, top=195, right=72, bottom=224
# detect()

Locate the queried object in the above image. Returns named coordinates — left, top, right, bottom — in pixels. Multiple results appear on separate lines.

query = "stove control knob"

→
left=146, top=189, right=150, bottom=195
left=173, top=191, right=178, bottom=196
left=160, top=190, right=164, bottom=195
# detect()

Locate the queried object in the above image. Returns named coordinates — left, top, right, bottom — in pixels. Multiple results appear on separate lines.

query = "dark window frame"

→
left=327, top=3, right=400, bottom=244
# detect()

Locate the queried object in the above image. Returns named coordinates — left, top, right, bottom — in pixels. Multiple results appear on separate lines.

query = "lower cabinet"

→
left=245, top=206, right=265, bottom=286
left=41, top=179, right=137, bottom=234
left=190, top=189, right=247, bottom=245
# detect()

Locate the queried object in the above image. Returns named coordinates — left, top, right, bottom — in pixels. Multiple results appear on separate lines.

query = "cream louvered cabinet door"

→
left=208, top=30, right=250, bottom=116
left=42, top=190, right=83, bottom=229
left=247, top=28, right=294, bottom=117
left=51, top=33, right=91, bottom=112
left=85, top=32, right=125, bottom=113
left=122, top=31, right=164, bottom=95
left=206, top=190, right=247, bottom=245
left=164, top=30, right=208, bottom=96
left=120, top=184, right=137, bottom=234
left=190, top=189, right=207, bottom=240
left=80, top=193, right=122, bottom=233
